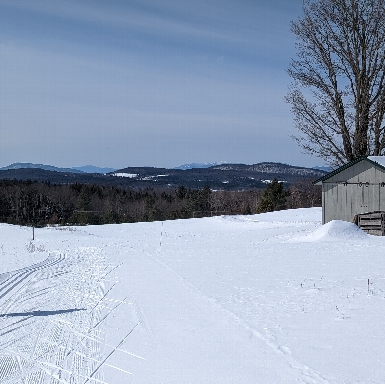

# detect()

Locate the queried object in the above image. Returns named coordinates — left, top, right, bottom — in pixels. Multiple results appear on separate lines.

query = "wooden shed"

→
left=313, top=156, right=385, bottom=226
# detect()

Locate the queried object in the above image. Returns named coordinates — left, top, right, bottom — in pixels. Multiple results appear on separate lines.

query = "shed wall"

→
left=322, top=159, right=385, bottom=223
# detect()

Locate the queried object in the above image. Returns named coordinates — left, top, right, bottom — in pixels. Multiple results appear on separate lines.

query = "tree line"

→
left=0, top=179, right=321, bottom=227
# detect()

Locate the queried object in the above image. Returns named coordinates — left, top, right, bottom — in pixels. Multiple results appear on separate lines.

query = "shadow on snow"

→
left=0, top=308, right=86, bottom=317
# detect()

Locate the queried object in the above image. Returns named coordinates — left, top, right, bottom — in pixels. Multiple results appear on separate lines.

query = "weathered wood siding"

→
left=357, top=212, right=385, bottom=236
left=322, top=159, right=385, bottom=223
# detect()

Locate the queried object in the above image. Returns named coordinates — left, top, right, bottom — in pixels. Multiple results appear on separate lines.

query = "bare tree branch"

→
left=287, top=0, right=385, bottom=166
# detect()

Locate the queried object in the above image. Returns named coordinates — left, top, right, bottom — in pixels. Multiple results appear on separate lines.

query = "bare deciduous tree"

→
left=287, top=179, right=322, bottom=208
left=287, top=0, right=385, bottom=167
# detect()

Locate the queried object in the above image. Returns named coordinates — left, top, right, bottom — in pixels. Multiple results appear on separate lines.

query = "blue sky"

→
left=0, top=0, right=316, bottom=169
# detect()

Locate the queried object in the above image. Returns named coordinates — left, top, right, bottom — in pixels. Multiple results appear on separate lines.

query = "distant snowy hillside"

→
left=313, top=165, right=332, bottom=172
left=212, top=162, right=326, bottom=177
left=173, top=161, right=228, bottom=170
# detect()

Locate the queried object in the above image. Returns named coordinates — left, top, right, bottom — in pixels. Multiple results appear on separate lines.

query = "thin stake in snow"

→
left=159, top=221, right=164, bottom=251
left=368, top=278, right=374, bottom=295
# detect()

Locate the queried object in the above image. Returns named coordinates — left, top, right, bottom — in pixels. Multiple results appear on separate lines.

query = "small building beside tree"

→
left=314, top=157, right=385, bottom=233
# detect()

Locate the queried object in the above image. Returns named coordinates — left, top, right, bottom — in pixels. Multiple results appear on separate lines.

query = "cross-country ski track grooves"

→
left=0, top=244, right=122, bottom=384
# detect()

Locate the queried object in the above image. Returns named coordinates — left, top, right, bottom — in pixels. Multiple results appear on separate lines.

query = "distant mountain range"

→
left=0, top=162, right=327, bottom=190
left=0, top=163, right=116, bottom=174
left=72, top=165, right=116, bottom=173
left=174, top=162, right=332, bottom=172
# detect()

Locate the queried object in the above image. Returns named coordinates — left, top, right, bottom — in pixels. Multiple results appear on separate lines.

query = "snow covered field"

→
left=1, top=207, right=385, bottom=383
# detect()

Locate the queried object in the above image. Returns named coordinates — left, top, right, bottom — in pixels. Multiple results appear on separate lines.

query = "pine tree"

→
left=76, top=186, right=91, bottom=211
left=257, top=179, right=289, bottom=213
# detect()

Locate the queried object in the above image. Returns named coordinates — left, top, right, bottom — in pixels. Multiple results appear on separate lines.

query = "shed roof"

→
left=313, top=156, right=385, bottom=185
left=367, top=156, right=385, bottom=167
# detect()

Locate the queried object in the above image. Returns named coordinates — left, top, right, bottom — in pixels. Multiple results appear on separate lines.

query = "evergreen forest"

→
left=0, top=179, right=321, bottom=227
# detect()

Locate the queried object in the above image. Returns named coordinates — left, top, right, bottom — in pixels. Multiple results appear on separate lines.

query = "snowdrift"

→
left=289, top=219, right=368, bottom=242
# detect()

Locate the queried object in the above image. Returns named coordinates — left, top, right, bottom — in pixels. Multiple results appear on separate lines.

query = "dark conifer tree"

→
left=257, top=179, right=289, bottom=213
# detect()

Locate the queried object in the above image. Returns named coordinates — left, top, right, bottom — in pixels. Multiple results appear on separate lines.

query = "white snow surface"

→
left=1, top=208, right=385, bottom=383
left=113, top=173, right=138, bottom=178
left=367, top=156, right=385, bottom=167
left=261, top=179, right=287, bottom=184
left=289, top=219, right=368, bottom=242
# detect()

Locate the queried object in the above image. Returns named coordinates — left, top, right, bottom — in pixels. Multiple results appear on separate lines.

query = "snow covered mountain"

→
left=210, top=162, right=327, bottom=176
left=313, top=165, right=333, bottom=172
left=173, top=162, right=228, bottom=170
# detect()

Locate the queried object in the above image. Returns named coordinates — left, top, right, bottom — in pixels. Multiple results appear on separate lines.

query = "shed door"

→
left=352, top=184, right=380, bottom=215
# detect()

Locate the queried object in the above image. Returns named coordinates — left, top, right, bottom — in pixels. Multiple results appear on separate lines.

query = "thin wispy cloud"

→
left=0, top=0, right=252, bottom=46
left=0, top=0, right=310, bottom=168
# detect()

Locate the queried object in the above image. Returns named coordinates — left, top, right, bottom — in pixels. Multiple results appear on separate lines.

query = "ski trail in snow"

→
left=0, top=247, right=114, bottom=384
left=144, top=248, right=329, bottom=384
left=0, top=254, right=64, bottom=302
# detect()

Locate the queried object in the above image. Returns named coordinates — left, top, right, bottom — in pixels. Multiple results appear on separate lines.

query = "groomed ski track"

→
left=0, top=246, right=112, bottom=383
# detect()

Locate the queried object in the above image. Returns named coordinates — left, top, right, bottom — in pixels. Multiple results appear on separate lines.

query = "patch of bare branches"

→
left=287, top=0, right=385, bottom=167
